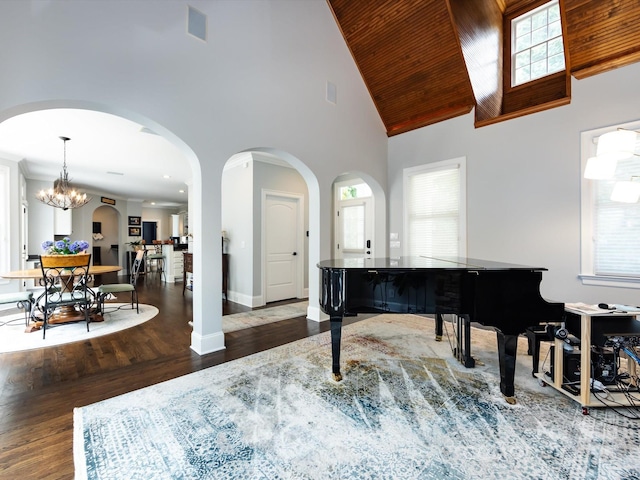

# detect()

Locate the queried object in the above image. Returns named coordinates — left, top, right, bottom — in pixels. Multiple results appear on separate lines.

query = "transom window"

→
left=512, top=1, right=565, bottom=87
left=339, top=182, right=372, bottom=200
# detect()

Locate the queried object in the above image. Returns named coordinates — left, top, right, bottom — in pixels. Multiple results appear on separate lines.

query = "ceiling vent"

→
left=187, top=6, right=207, bottom=42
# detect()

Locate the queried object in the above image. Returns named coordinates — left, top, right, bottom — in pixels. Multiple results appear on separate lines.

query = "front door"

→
left=264, top=193, right=301, bottom=303
left=336, top=196, right=374, bottom=259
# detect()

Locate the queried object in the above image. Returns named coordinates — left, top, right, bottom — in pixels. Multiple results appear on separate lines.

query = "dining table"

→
left=0, top=265, right=122, bottom=332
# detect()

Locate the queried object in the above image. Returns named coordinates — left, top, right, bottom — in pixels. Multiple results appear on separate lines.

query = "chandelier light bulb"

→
left=596, top=130, right=637, bottom=161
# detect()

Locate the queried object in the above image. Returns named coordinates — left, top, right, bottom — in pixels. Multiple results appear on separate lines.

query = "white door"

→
left=264, top=194, right=301, bottom=302
left=336, top=196, right=374, bottom=259
left=20, top=204, right=29, bottom=289
left=21, top=204, right=28, bottom=269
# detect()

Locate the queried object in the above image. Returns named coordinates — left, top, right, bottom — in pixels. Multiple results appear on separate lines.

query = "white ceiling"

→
left=0, top=109, right=191, bottom=208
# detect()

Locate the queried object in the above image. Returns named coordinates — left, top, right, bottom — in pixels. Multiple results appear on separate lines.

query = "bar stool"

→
left=145, top=242, right=165, bottom=282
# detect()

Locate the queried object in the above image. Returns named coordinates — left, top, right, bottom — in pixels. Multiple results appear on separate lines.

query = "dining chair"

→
left=96, top=249, right=143, bottom=314
left=38, top=254, right=92, bottom=339
left=0, top=291, right=34, bottom=326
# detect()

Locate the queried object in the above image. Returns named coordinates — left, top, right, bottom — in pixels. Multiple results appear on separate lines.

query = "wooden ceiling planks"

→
left=328, top=0, right=475, bottom=136
left=564, top=0, right=640, bottom=79
left=328, top=0, right=640, bottom=136
left=449, top=0, right=504, bottom=122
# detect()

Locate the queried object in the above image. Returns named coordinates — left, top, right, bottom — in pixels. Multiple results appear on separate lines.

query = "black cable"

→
left=587, top=344, right=640, bottom=419
left=100, top=303, right=137, bottom=314
left=592, top=387, right=640, bottom=420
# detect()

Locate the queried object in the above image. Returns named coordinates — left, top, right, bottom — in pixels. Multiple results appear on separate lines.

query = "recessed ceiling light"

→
left=151, top=202, right=156, bottom=205
left=179, top=189, right=185, bottom=193
left=163, top=174, right=171, bottom=179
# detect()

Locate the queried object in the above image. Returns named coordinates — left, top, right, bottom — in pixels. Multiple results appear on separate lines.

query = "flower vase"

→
left=40, top=253, right=91, bottom=268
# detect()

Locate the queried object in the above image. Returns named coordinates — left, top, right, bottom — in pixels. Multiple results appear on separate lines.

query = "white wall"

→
left=388, top=62, right=640, bottom=306
left=221, top=158, right=254, bottom=305
left=141, top=206, right=182, bottom=242
left=0, top=1, right=388, bottom=352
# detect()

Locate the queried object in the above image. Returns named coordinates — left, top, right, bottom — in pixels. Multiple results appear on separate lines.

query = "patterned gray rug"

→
left=74, top=314, right=640, bottom=479
left=223, top=301, right=308, bottom=333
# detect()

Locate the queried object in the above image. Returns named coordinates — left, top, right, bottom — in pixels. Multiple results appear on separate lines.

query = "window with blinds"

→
left=580, top=122, right=640, bottom=287
left=341, top=204, right=365, bottom=251
left=403, top=158, right=466, bottom=258
left=592, top=157, right=640, bottom=277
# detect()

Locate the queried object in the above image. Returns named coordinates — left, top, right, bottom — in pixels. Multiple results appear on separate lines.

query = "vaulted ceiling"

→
left=328, top=0, right=640, bottom=136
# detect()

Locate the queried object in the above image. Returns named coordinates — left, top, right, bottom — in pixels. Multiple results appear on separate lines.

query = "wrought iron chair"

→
left=96, top=249, right=144, bottom=314
left=0, top=291, right=34, bottom=326
left=38, top=254, right=92, bottom=339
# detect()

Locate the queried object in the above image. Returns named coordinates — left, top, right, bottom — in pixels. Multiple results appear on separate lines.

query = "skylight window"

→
left=511, top=1, right=565, bottom=87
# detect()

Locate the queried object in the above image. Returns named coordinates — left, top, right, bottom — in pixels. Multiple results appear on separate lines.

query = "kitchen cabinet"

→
left=162, top=244, right=185, bottom=283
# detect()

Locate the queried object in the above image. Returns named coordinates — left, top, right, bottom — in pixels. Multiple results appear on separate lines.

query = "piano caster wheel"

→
left=504, top=396, right=517, bottom=405
left=582, top=407, right=589, bottom=415
left=332, top=372, right=343, bottom=382
left=435, top=335, right=442, bottom=342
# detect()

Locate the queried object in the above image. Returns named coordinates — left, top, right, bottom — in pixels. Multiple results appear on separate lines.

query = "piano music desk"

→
left=535, top=304, right=640, bottom=415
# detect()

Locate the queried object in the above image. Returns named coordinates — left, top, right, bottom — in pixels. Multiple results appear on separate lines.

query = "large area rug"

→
left=0, top=303, right=158, bottom=353
left=74, top=314, right=639, bottom=479
left=223, top=301, right=308, bottom=333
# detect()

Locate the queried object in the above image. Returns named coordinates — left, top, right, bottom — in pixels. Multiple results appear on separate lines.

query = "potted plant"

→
left=126, top=239, right=146, bottom=251
left=40, top=237, right=90, bottom=267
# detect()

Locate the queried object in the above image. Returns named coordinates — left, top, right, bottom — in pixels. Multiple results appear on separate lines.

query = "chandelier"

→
left=36, top=136, right=91, bottom=210
left=584, top=128, right=640, bottom=203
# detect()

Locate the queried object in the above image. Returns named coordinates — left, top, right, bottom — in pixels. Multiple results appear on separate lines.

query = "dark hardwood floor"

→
left=0, top=274, right=358, bottom=480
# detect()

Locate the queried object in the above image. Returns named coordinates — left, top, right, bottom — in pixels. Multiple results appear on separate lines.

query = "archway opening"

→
left=221, top=148, right=320, bottom=318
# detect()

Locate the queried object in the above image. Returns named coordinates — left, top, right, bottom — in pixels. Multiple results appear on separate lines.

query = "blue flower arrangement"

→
left=42, top=237, right=90, bottom=255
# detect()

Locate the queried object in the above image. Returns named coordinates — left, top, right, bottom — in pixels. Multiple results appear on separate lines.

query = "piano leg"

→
left=330, top=316, right=343, bottom=381
left=457, top=315, right=475, bottom=368
left=496, top=331, right=518, bottom=404
left=435, top=313, right=443, bottom=341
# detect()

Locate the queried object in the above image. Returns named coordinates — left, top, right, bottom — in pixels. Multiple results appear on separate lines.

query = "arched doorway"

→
left=221, top=148, right=321, bottom=319
left=0, top=101, right=204, bottom=346
left=92, top=205, right=119, bottom=266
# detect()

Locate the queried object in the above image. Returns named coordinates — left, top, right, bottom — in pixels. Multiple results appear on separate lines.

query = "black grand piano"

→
left=318, top=256, right=564, bottom=404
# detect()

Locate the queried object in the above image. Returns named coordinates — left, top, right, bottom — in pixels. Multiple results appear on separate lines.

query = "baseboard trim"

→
left=226, top=290, right=258, bottom=307
left=306, top=304, right=328, bottom=323
left=190, top=330, right=225, bottom=355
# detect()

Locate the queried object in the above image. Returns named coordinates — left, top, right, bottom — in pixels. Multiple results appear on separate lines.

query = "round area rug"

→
left=0, top=303, right=158, bottom=353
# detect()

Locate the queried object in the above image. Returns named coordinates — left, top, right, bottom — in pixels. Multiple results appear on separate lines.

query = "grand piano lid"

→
left=317, top=256, right=548, bottom=271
